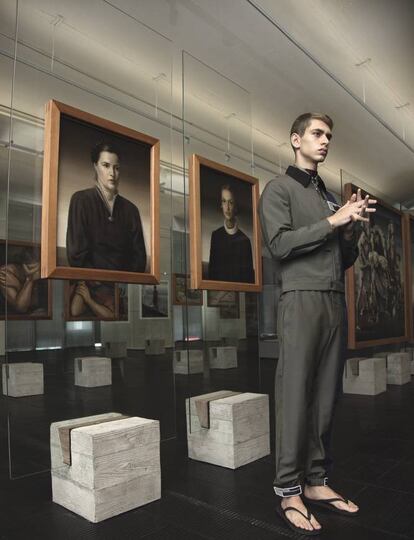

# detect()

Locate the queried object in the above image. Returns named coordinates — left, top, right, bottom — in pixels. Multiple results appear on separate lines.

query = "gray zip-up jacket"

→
left=258, top=166, right=359, bottom=293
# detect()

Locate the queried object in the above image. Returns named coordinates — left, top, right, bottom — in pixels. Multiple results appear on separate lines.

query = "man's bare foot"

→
left=304, top=484, right=359, bottom=513
left=280, top=495, right=322, bottom=532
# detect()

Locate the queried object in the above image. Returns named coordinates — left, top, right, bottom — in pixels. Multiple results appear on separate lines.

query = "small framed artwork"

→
left=403, top=214, right=414, bottom=341
left=64, top=280, right=117, bottom=321
left=207, top=289, right=239, bottom=308
left=219, top=299, right=240, bottom=319
left=344, top=183, right=409, bottom=348
left=140, top=281, right=169, bottom=319
left=172, top=273, right=203, bottom=306
left=189, top=154, right=262, bottom=292
left=0, top=240, right=52, bottom=320
left=41, top=100, right=160, bottom=284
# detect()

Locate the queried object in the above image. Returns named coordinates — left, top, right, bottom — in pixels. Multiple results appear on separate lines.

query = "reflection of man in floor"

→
left=0, top=249, right=46, bottom=315
left=70, top=281, right=115, bottom=319
left=208, top=184, right=254, bottom=283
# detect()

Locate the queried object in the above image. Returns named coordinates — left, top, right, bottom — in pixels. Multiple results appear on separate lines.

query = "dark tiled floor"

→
left=1, top=346, right=414, bottom=539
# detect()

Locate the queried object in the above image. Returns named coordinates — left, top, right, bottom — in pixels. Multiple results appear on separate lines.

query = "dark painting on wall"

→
left=141, top=282, right=169, bottom=319
left=189, top=154, right=262, bottom=292
left=0, top=240, right=52, bottom=320
left=411, top=217, right=414, bottom=341
left=41, top=100, right=160, bottom=285
left=344, top=183, right=408, bottom=348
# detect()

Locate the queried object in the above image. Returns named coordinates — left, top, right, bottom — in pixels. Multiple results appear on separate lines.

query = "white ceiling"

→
left=0, top=0, right=413, bottom=206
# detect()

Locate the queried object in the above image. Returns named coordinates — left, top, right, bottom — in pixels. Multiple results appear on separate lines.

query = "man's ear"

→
left=291, top=132, right=301, bottom=150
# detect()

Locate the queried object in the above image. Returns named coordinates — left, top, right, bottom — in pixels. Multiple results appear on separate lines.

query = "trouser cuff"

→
left=305, top=477, right=328, bottom=487
left=273, top=484, right=302, bottom=497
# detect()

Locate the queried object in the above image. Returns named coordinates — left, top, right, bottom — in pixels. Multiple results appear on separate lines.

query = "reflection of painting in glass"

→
left=65, top=280, right=116, bottom=321
left=0, top=241, right=51, bottom=320
left=207, top=290, right=239, bottom=307
left=354, top=207, right=405, bottom=342
left=141, top=282, right=169, bottom=318
left=219, top=303, right=240, bottom=319
left=172, top=274, right=202, bottom=306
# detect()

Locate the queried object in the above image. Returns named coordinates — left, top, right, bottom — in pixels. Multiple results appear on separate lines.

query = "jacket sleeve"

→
left=259, top=180, right=333, bottom=261
left=66, top=192, right=91, bottom=267
left=339, top=227, right=359, bottom=270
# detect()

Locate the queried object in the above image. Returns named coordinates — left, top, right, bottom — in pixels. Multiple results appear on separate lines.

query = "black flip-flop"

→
left=277, top=502, right=322, bottom=536
left=303, top=496, right=359, bottom=516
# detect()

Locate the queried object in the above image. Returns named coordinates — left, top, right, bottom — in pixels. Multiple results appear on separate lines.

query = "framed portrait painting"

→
left=172, top=273, right=203, bottom=306
left=0, top=240, right=52, bottom=320
left=41, top=100, right=160, bottom=284
left=344, top=183, right=409, bottom=348
left=189, top=155, right=262, bottom=292
left=140, top=281, right=169, bottom=319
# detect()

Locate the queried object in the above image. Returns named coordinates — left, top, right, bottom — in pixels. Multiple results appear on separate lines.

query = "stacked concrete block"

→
left=51, top=413, right=161, bottom=522
left=186, top=391, right=270, bottom=469
left=386, top=352, right=411, bottom=385
left=173, top=350, right=203, bottom=375
left=2, top=362, right=44, bottom=397
left=145, top=339, right=165, bottom=355
left=401, top=348, right=414, bottom=375
left=105, top=341, right=127, bottom=358
left=74, top=357, right=112, bottom=388
left=343, top=357, right=386, bottom=395
left=208, top=346, right=238, bottom=369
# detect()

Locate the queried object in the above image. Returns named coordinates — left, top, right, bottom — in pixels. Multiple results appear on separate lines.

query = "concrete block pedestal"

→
left=343, top=357, right=386, bottom=395
left=186, top=391, right=270, bottom=469
left=145, top=339, right=165, bottom=355
left=2, top=362, right=44, bottom=397
left=208, top=346, right=238, bottom=369
left=105, top=341, right=127, bottom=358
left=74, top=357, right=112, bottom=388
left=50, top=412, right=161, bottom=522
left=386, top=352, right=411, bottom=385
left=173, top=350, right=203, bottom=374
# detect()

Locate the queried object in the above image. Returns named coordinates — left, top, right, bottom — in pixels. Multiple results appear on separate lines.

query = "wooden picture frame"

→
left=172, top=273, right=203, bottom=306
left=0, top=240, right=52, bottom=320
left=344, top=183, right=409, bottom=348
left=403, top=213, right=414, bottom=342
left=41, top=100, right=160, bottom=284
left=189, top=154, right=262, bottom=292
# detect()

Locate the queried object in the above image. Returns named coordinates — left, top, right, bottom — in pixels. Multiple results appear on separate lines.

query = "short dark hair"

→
left=91, top=141, right=121, bottom=164
left=290, top=112, right=333, bottom=151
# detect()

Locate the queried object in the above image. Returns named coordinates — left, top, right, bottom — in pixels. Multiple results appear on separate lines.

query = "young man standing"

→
left=259, top=113, right=376, bottom=535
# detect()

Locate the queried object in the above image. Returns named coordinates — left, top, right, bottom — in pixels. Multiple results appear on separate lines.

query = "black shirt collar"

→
left=286, top=165, right=327, bottom=192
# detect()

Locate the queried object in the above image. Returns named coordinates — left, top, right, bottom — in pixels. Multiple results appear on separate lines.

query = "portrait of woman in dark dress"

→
left=66, top=142, right=147, bottom=272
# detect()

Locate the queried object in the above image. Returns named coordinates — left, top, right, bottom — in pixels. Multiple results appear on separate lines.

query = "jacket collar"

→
left=286, top=165, right=327, bottom=192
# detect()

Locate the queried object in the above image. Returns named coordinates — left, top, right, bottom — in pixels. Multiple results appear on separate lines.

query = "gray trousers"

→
left=274, top=290, right=346, bottom=497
